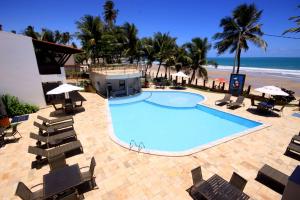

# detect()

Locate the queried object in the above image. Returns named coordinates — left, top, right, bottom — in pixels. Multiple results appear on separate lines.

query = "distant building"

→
left=0, top=31, right=82, bottom=107
left=90, top=64, right=142, bottom=97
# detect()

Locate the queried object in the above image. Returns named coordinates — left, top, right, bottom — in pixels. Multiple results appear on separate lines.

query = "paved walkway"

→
left=1, top=88, right=299, bottom=200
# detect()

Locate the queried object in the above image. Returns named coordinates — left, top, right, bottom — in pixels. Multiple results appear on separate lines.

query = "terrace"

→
left=1, top=87, right=299, bottom=200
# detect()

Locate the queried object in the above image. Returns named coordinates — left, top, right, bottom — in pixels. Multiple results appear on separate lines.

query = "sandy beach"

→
left=148, top=64, right=300, bottom=97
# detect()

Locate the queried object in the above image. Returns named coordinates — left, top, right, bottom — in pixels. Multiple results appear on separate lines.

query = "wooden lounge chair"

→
left=227, top=96, right=245, bottom=109
left=15, top=181, right=43, bottom=200
left=215, top=94, right=232, bottom=105
left=80, top=156, right=97, bottom=189
left=30, top=130, right=77, bottom=147
left=229, top=172, right=247, bottom=191
left=28, top=141, right=83, bottom=161
left=37, top=115, right=73, bottom=125
left=34, top=121, right=73, bottom=134
left=250, top=97, right=258, bottom=108
left=48, top=153, right=67, bottom=171
left=3, top=123, right=22, bottom=139
left=273, top=104, right=286, bottom=117
left=256, top=164, right=289, bottom=194
left=291, top=135, right=300, bottom=144
left=60, top=190, right=82, bottom=200
left=286, top=142, right=300, bottom=156
left=187, top=166, right=205, bottom=196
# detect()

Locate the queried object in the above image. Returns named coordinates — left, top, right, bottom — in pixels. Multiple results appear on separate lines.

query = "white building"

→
left=90, top=64, right=142, bottom=97
left=0, top=31, right=82, bottom=107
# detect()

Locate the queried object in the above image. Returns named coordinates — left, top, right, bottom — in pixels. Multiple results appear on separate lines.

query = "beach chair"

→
left=80, top=157, right=97, bottom=189
left=229, top=172, right=247, bottom=191
left=291, top=134, right=300, bottom=144
left=3, top=123, right=22, bottom=139
left=227, top=96, right=245, bottom=109
left=256, top=164, right=289, bottom=194
left=34, top=121, right=73, bottom=134
left=60, top=190, right=82, bottom=200
left=30, top=130, right=77, bottom=147
left=37, top=115, right=73, bottom=125
left=250, top=97, right=258, bottom=108
left=273, top=104, right=286, bottom=117
left=215, top=94, right=232, bottom=105
left=187, top=166, right=205, bottom=195
left=286, top=142, right=300, bottom=156
left=15, top=181, right=43, bottom=200
left=28, top=141, right=83, bottom=161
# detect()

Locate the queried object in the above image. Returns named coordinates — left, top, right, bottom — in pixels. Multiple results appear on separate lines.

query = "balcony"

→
left=90, top=64, right=142, bottom=79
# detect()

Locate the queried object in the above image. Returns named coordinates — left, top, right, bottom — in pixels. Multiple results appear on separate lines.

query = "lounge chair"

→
left=3, top=123, right=22, bottom=139
left=227, top=96, right=245, bottom=109
left=15, top=181, right=43, bottom=200
left=273, top=104, right=286, bottom=117
left=37, top=115, right=73, bottom=125
left=60, top=190, right=82, bottom=200
left=34, top=121, right=73, bottom=134
left=250, top=97, right=258, bottom=108
left=286, top=142, right=300, bottom=156
left=215, top=94, right=232, bottom=105
left=48, top=153, right=67, bottom=171
left=229, top=172, right=247, bottom=191
left=80, top=156, right=97, bottom=189
left=28, top=140, right=83, bottom=161
left=256, top=164, right=289, bottom=194
left=291, top=134, right=300, bottom=144
left=30, top=130, right=77, bottom=147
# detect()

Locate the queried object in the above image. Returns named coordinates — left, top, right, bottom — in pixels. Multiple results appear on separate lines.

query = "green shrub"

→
left=1, top=94, right=39, bottom=117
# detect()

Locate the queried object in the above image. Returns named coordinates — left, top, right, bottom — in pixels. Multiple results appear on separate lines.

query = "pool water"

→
left=108, top=91, right=262, bottom=155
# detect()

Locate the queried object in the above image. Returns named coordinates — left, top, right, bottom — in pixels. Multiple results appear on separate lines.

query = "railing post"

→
left=195, top=78, right=198, bottom=85
left=246, top=85, right=251, bottom=95
left=222, top=82, right=225, bottom=91
left=212, top=81, right=215, bottom=90
left=203, top=79, right=206, bottom=87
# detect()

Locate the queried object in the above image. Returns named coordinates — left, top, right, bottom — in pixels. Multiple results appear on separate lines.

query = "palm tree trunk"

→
left=164, top=66, right=168, bottom=78
left=236, top=49, right=241, bottom=74
left=190, top=69, right=196, bottom=84
left=156, top=60, right=162, bottom=78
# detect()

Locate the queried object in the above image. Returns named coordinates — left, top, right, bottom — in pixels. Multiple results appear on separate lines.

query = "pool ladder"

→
left=129, top=139, right=145, bottom=153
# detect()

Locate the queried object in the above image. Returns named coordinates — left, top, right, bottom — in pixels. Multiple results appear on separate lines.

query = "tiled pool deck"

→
left=1, top=88, right=299, bottom=200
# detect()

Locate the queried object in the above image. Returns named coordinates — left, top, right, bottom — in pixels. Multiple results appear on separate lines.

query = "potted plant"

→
left=0, top=115, right=10, bottom=128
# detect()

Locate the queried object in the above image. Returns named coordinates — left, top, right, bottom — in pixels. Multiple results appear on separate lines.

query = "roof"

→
left=32, top=39, right=83, bottom=54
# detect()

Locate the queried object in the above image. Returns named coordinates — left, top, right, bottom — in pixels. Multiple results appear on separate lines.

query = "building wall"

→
left=0, top=32, right=47, bottom=107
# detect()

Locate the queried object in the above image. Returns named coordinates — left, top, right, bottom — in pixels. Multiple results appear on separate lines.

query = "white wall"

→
left=0, top=32, right=46, bottom=107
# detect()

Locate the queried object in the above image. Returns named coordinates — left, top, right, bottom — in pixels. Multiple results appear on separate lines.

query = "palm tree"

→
left=184, top=37, right=211, bottom=82
left=213, top=3, right=267, bottom=74
left=60, top=32, right=72, bottom=45
left=141, top=37, right=155, bottom=75
left=103, top=0, right=118, bottom=29
left=153, top=32, right=177, bottom=78
left=76, top=15, right=104, bottom=64
left=123, top=22, right=139, bottom=63
left=283, top=5, right=300, bottom=34
left=40, top=28, right=56, bottom=42
left=23, top=25, right=40, bottom=39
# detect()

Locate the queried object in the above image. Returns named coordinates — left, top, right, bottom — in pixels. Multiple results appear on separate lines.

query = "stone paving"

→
left=1, top=88, right=299, bottom=200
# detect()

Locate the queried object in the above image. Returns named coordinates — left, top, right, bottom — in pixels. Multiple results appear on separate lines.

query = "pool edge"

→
left=106, top=91, right=270, bottom=157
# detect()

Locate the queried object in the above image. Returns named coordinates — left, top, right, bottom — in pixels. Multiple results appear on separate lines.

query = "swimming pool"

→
left=108, top=91, right=264, bottom=156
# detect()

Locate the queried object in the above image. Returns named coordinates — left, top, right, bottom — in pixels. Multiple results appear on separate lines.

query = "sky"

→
left=1, top=0, right=300, bottom=57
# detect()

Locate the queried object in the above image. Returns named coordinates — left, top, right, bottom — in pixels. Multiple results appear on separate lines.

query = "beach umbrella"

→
left=46, top=83, right=84, bottom=98
left=171, top=71, right=189, bottom=78
left=254, top=86, right=289, bottom=96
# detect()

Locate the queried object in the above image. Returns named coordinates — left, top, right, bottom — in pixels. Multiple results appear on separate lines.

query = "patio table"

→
left=43, top=164, right=81, bottom=199
left=191, top=174, right=250, bottom=200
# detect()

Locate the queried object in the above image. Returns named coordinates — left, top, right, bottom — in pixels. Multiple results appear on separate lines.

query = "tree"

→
left=184, top=37, right=211, bottom=82
left=103, top=0, right=118, bottom=29
left=40, top=28, right=56, bottom=42
left=23, top=25, right=40, bottom=39
left=60, top=32, right=72, bottom=45
left=76, top=15, right=104, bottom=64
left=153, top=32, right=177, bottom=78
left=123, top=22, right=139, bottom=63
left=283, top=5, right=300, bottom=34
left=213, top=3, right=267, bottom=74
left=141, top=37, right=155, bottom=75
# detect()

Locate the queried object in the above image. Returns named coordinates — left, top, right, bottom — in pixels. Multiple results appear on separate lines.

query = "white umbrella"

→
left=46, top=83, right=83, bottom=95
left=254, top=86, right=289, bottom=96
left=171, top=71, right=189, bottom=78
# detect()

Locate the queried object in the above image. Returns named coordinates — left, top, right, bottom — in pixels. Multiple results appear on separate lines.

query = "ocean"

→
left=208, top=57, right=300, bottom=70
left=207, top=57, right=300, bottom=83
